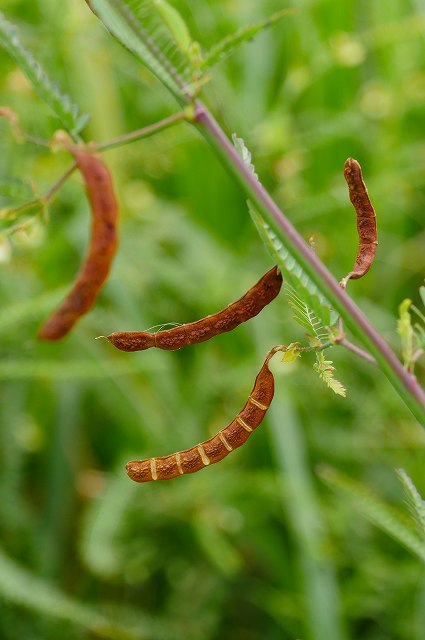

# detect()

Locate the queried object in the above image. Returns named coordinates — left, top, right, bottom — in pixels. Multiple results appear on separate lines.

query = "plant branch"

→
left=336, top=337, right=377, bottom=366
left=1, top=162, right=76, bottom=225
left=95, top=111, right=187, bottom=151
left=42, top=162, right=76, bottom=201
left=193, top=100, right=425, bottom=426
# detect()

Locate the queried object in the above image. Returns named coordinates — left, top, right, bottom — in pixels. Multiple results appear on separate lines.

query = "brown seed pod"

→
left=38, top=148, right=119, bottom=340
left=106, top=266, right=283, bottom=352
left=126, top=346, right=282, bottom=482
left=341, top=158, right=378, bottom=288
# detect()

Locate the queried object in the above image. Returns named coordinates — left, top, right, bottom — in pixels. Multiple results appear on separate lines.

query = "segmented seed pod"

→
left=39, top=148, right=119, bottom=340
left=126, top=346, right=282, bottom=482
left=107, top=266, right=283, bottom=352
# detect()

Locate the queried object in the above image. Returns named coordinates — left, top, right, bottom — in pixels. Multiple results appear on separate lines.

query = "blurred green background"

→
left=1, top=1, right=425, bottom=638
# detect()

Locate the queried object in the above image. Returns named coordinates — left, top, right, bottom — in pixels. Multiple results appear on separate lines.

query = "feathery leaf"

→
left=319, top=466, right=425, bottom=563
left=232, top=134, right=337, bottom=335
left=0, top=11, right=88, bottom=135
left=396, top=468, right=425, bottom=540
left=86, top=0, right=195, bottom=102
left=201, top=8, right=294, bottom=71
left=313, top=351, right=346, bottom=397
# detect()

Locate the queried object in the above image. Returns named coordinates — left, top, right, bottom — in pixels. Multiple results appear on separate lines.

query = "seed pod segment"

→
left=107, top=266, right=283, bottom=352
left=341, top=158, right=378, bottom=288
left=38, top=148, right=119, bottom=340
left=126, top=346, right=282, bottom=482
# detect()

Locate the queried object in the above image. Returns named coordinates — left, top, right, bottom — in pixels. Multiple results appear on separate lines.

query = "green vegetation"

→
left=0, top=1, right=424, bottom=639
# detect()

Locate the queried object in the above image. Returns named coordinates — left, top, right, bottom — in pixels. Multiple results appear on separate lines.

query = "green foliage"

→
left=153, top=0, right=192, bottom=55
left=397, top=298, right=416, bottom=371
left=319, top=466, right=425, bottom=563
left=0, top=550, right=141, bottom=639
left=0, top=1, right=424, bottom=639
left=397, top=294, right=425, bottom=372
left=250, top=208, right=336, bottom=329
left=313, top=351, right=346, bottom=397
left=397, top=468, right=425, bottom=540
left=233, top=133, right=337, bottom=335
left=201, top=8, right=294, bottom=71
left=86, top=0, right=195, bottom=102
left=0, top=177, right=33, bottom=201
left=0, top=11, right=88, bottom=135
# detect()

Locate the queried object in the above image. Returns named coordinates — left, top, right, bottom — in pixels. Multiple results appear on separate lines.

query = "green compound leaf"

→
left=313, top=351, right=346, bottom=397
left=232, top=134, right=259, bottom=182
left=0, top=11, right=88, bottom=135
left=250, top=205, right=337, bottom=332
left=232, top=133, right=337, bottom=336
left=285, top=286, right=329, bottom=340
left=201, top=8, right=294, bottom=71
left=397, top=468, right=425, bottom=540
left=153, top=0, right=192, bottom=54
left=319, top=466, right=425, bottom=563
left=86, top=0, right=195, bottom=102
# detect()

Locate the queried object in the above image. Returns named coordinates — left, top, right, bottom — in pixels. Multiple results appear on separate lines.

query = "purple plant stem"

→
left=194, top=100, right=425, bottom=425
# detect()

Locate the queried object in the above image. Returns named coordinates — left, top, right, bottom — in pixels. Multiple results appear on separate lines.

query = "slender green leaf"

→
left=0, top=358, right=165, bottom=381
left=0, top=547, right=187, bottom=639
left=397, top=469, right=425, bottom=540
left=0, top=11, right=88, bottom=134
left=0, top=288, right=68, bottom=331
left=397, top=298, right=415, bottom=370
left=201, top=8, right=294, bottom=70
left=319, top=466, right=425, bottom=563
left=153, top=0, right=192, bottom=53
left=0, top=548, right=135, bottom=639
left=86, top=0, right=194, bottom=102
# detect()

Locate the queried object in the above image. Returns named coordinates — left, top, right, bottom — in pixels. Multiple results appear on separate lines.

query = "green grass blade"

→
left=266, top=373, right=347, bottom=640
left=397, top=469, right=425, bottom=540
left=0, top=358, right=165, bottom=381
left=0, top=548, right=136, bottom=639
left=201, top=8, right=294, bottom=71
left=0, top=288, right=68, bottom=331
left=0, top=11, right=88, bottom=135
left=86, top=0, right=193, bottom=102
left=319, top=466, right=425, bottom=563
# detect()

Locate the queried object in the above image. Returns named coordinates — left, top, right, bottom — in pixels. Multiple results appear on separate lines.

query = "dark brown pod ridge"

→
left=107, top=266, right=283, bottom=352
left=126, top=346, right=281, bottom=483
left=39, top=148, right=119, bottom=340
left=341, top=158, right=378, bottom=286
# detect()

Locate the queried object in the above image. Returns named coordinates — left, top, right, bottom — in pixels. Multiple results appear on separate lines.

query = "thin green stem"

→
left=95, top=111, right=187, bottom=151
left=1, top=162, right=76, bottom=225
left=42, top=162, right=76, bottom=201
left=193, top=100, right=425, bottom=426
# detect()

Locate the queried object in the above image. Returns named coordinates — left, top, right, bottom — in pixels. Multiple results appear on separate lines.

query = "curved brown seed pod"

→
left=107, top=266, right=283, bottom=352
left=126, top=346, right=282, bottom=482
left=38, top=148, right=119, bottom=340
left=341, top=158, right=378, bottom=288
